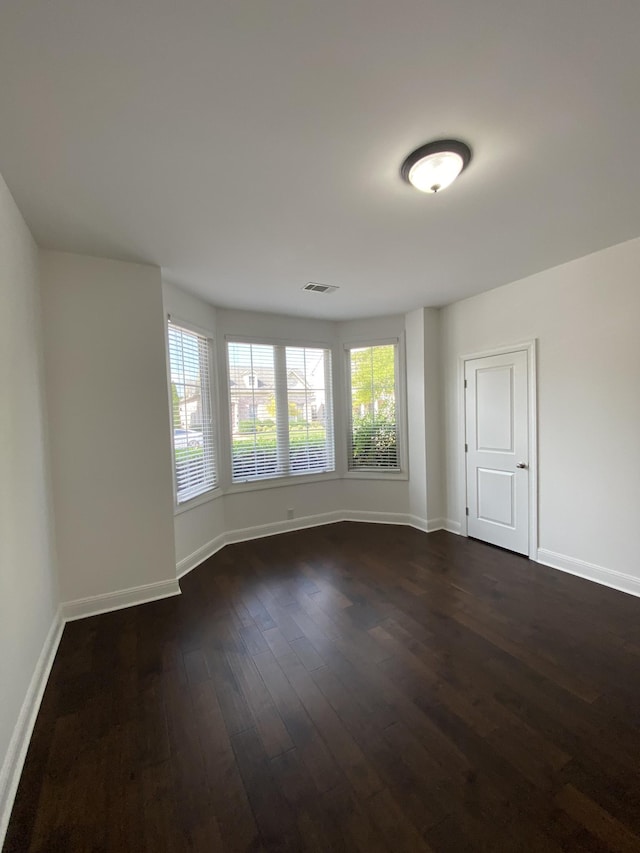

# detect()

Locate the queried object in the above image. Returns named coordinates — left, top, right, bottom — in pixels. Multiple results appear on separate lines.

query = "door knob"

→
left=516, top=462, right=527, bottom=469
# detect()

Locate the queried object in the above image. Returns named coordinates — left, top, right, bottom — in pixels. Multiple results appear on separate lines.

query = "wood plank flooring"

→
left=5, top=522, right=640, bottom=852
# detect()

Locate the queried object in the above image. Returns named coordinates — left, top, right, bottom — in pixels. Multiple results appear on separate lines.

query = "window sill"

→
left=174, top=487, right=223, bottom=516
left=343, top=469, right=408, bottom=481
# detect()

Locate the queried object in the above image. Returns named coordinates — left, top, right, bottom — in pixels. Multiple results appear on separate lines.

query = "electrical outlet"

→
left=287, top=508, right=294, bottom=519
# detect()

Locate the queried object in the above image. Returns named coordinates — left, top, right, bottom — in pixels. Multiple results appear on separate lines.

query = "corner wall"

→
left=405, top=307, right=444, bottom=528
left=441, top=236, right=640, bottom=584
left=0, top=176, right=60, bottom=842
left=40, top=252, right=177, bottom=606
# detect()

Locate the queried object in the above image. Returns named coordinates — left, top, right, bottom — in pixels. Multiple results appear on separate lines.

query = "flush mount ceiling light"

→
left=401, top=139, right=472, bottom=194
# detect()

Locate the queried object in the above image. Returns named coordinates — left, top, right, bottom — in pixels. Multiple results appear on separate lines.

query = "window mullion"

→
left=274, top=346, right=290, bottom=475
left=324, top=352, right=334, bottom=469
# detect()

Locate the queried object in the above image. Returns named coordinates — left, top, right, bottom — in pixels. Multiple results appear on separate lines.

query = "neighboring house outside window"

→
left=168, top=319, right=218, bottom=503
left=346, top=342, right=400, bottom=471
left=227, top=341, right=334, bottom=482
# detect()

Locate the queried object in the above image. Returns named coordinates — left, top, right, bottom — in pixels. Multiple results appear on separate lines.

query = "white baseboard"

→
left=407, top=514, right=430, bottom=532
left=62, top=578, right=181, bottom=622
left=176, top=511, right=344, bottom=579
left=343, top=511, right=446, bottom=533
left=177, top=533, right=227, bottom=578
left=0, top=608, right=63, bottom=848
left=342, top=510, right=413, bottom=526
left=537, top=548, right=640, bottom=599
left=176, top=511, right=454, bottom=579
left=443, top=518, right=462, bottom=534
left=225, top=510, right=344, bottom=547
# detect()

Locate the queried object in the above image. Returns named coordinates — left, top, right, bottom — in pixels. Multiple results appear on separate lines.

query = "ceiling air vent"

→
left=303, top=282, right=339, bottom=294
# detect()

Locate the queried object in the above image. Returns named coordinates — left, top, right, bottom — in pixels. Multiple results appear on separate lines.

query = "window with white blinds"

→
left=227, top=341, right=334, bottom=482
left=347, top=343, right=399, bottom=470
left=168, top=320, right=217, bottom=503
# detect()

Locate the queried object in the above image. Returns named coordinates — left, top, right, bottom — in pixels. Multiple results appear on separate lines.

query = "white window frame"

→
left=166, top=315, right=221, bottom=512
left=225, top=335, right=337, bottom=488
left=343, top=335, right=408, bottom=480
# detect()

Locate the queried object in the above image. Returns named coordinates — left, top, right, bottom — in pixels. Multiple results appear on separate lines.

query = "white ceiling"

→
left=1, top=0, right=639, bottom=319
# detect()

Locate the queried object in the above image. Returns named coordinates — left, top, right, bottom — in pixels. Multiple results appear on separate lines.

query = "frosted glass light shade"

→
left=401, top=139, right=471, bottom=194
left=408, top=151, right=464, bottom=193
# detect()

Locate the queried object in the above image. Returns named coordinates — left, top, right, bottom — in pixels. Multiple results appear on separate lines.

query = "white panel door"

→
left=465, top=350, right=529, bottom=555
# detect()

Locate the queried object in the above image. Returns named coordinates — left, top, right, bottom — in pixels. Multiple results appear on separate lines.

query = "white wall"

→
left=441, top=236, right=640, bottom=579
left=41, top=252, right=176, bottom=602
left=405, top=308, right=428, bottom=523
left=0, top=175, right=59, bottom=838
left=423, top=307, right=444, bottom=523
left=405, top=307, right=443, bottom=527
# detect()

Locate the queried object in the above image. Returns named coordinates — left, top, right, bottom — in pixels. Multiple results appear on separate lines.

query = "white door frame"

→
left=458, top=340, right=538, bottom=560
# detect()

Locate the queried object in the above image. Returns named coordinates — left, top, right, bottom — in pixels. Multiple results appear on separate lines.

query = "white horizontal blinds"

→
left=228, top=342, right=279, bottom=481
left=227, top=341, right=335, bottom=482
left=168, top=321, right=217, bottom=502
left=286, top=347, right=335, bottom=475
left=348, top=343, right=399, bottom=470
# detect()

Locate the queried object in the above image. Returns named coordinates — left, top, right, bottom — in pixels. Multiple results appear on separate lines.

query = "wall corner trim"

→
left=537, top=548, right=640, bottom=599
left=62, top=578, right=181, bottom=622
left=407, top=515, right=447, bottom=533
left=407, top=515, right=430, bottom=533
left=0, top=608, right=64, bottom=848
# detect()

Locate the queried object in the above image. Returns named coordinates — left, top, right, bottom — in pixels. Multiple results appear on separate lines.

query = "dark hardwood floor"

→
left=5, top=522, right=640, bottom=852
